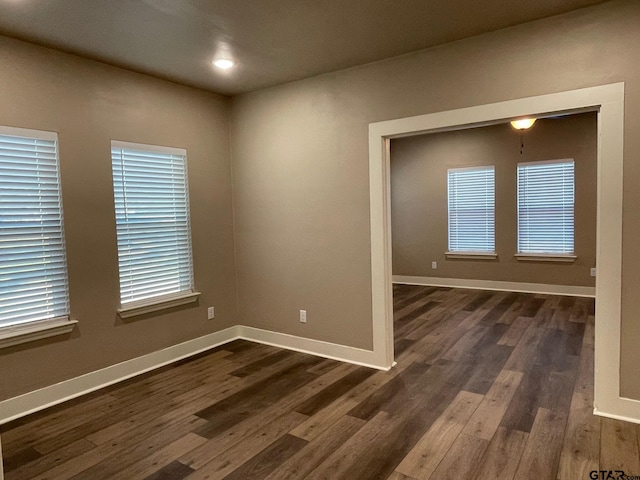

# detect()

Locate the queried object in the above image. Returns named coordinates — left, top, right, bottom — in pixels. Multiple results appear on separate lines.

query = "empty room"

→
left=0, top=1, right=639, bottom=479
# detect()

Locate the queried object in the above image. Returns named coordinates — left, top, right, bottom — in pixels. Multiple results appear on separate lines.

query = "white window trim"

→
left=111, top=140, right=187, bottom=156
left=517, top=158, right=574, bottom=167
left=0, top=125, right=75, bottom=349
left=0, top=125, right=58, bottom=141
left=117, top=291, right=200, bottom=319
left=0, top=317, right=78, bottom=349
left=514, top=253, right=577, bottom=263
left=445, top=251, right=498, bottom=260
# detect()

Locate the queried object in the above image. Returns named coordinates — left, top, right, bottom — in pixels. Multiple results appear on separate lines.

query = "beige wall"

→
left=231, top=0, right=640, bottom=398
left=0, top=36, right=237, bottom=401
left=390, top=113, right=597, bottom=286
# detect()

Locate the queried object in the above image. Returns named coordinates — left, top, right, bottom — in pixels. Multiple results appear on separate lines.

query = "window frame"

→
left=110, top=140, right=199, bottom=318
left=516, top=158, right=576, bottom=263
left=0, top=125, right=76, bottom=348
left=446, top=165, right=497, bottom=259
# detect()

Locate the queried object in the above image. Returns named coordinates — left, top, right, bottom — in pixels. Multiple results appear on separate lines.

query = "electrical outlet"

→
left=590, top=267, right=596, bottom=277
left=432, top=261, right=437, bottom=269
left=207, top=306, right=215, bottom=320
left=299, top=309, right=307, bottom=323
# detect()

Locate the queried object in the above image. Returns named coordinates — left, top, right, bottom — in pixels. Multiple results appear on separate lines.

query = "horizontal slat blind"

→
left=447, top=166, right=495, bottom=252
left=0, top=128, right=70, bottom=327
left=517, top=159, right=574, bottom=254
left=111, top=142, right=194, bottom=305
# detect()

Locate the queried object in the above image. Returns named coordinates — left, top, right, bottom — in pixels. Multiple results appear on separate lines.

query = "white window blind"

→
left=111, top=141, right=194, bottom=306
left=447, top=166, right=495, bottom=253
left=517, top=159, right=575, bottom=254
left=0, top=127, right=70, bottom=328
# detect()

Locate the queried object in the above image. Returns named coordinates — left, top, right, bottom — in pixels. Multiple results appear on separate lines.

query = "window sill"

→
left=514, top=253, right=577, bottom=263
left=445, top=251, right=498, bottom=260
left=0, top=317, right=78, bottom=349
left=117, top=291, right=201, bottom=319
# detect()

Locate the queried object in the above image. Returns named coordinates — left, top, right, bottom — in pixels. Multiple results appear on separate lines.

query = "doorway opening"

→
left=367, top=83, right=637, bottom=422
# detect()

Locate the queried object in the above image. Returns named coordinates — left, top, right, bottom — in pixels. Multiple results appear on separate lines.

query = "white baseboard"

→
left=0, top=326, right=239, bottom=425
left=393, top=275, right=595, bottom=298
left=0, top=325, right=384, bottom=427
left=238, top=326, right=389, bottom=371
left=594, top=396, right=640, bottom=426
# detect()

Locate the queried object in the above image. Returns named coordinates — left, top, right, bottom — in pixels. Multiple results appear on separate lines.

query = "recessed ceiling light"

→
left=213, top=59, right=234, bottom=70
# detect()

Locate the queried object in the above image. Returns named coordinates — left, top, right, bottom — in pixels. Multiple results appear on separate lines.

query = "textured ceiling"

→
left=0, top=0, right=610, bottom=96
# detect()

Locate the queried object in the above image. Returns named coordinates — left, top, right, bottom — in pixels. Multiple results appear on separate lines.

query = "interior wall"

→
left=230, top=0, right=640, bottom=398
left=390, top=113, right=597, bottom=286
left=0, top=36, right=237, bottom=401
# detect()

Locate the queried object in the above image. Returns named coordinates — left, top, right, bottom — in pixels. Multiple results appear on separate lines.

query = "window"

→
left=447, top=166, right=496, bottom=256
left=517, top=159, right=575, bottom=258
left=111, top=141, right=198, bottom=317
left=0, top=126, right=72, bottom=334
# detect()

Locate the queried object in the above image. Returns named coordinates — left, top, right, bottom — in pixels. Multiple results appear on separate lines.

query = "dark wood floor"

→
left=2, top=285, right=640, bottom=479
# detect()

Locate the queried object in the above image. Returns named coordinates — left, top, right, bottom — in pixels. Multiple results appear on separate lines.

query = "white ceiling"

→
left=0, top=0, right=609, bottom=96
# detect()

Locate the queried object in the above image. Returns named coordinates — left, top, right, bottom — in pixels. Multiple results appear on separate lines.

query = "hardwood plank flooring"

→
left=2, top=285, right=639, bottom=479
left=395, top=390, right=483, bottom=479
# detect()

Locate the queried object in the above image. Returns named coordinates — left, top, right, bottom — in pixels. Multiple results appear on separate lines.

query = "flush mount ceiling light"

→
left=510, top=118, right=537, bottom=130
left=511, top=117, right=537, bottom=155
left=213, top=58, right=235, bottom=70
